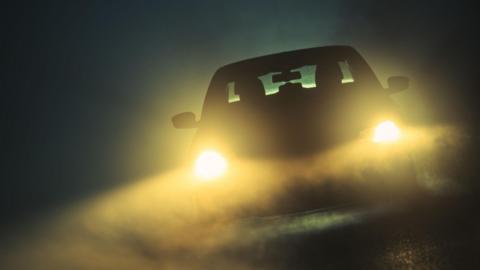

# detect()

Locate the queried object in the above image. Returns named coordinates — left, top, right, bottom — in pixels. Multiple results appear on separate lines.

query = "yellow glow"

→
left=373, top=120, right=401, bottom=143
left=194, top=150, right=228, bottom=180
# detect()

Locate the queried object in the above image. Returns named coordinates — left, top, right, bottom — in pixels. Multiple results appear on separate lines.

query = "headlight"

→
left=194, top=150, right=228, bottom=180
left=372, top=120, right=401, bottom=143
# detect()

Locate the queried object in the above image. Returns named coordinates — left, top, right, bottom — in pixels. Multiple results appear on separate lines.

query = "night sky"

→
left=1, top=1, right=480, bottom=268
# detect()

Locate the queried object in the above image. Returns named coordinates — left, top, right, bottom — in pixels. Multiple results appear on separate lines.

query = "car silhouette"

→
left=172, top=46, right=417, bottom=216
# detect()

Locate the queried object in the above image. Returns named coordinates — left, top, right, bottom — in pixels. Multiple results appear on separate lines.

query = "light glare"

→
left=373, top=120, right=401, bottom=143
left=194, top=150, right=228, bottom=180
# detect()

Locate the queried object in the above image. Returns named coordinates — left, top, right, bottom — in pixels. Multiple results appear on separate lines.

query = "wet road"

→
left=199, top=196, right=480, bottom=269
left=1, top=175, right=478, bottom=269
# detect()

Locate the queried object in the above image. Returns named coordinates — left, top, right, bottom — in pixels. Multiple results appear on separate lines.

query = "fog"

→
left=1, top=124, right=468, bottom=270
left=2, top=1, right=478, bottom=268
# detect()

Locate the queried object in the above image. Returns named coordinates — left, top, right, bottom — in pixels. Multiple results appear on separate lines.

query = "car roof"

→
left=215, top=45, right=362, bottom=75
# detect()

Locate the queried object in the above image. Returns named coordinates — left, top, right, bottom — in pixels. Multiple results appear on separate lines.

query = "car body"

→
left=173, top=46, right=416, bottom=217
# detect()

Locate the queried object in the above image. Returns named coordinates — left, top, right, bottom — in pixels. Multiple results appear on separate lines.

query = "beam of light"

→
left=373, top=120, right=401, bottom=143
left=194, top=150, right=228, bottom=180
left=0, top=125, right=466, bottom=270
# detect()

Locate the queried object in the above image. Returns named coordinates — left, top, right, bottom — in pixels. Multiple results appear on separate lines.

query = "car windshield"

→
left=224, top=60, right=355, bottom=105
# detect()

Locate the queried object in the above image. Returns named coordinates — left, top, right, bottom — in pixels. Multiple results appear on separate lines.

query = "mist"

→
left=1, top=0, right=479, bottom=269
left=1, top=124, right=470, bottom=269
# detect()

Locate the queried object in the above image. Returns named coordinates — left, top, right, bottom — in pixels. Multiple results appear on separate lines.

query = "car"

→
left=172, top=45, right=418, bottom=217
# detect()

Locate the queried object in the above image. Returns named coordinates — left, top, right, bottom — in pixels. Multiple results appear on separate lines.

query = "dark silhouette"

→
left=173, top=46, right=408, bottom=158
left=173, top=46, right=417, bottom=216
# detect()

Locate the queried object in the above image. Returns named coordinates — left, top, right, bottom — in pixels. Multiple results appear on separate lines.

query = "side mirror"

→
left=387, top=76, right=409, bottom=94
left=172, top=112, right=198, bottom=129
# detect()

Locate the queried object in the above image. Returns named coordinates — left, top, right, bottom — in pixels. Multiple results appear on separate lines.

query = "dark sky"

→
left=1, top=0, right=479, bottom=222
